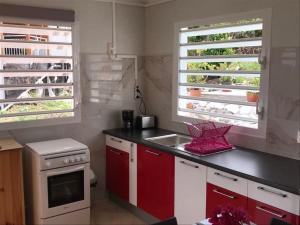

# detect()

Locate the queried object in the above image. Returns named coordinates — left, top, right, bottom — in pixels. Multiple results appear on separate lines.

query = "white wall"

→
left=143, top=0, right=300, bottom=159
left=0, top=0, right=145, bottom=194
left=145, top=0, right=299, bottom=54
left=0, top=0, right=145, bottom=54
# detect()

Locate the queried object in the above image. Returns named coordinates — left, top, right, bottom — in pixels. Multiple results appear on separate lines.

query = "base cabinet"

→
left=137, top=145, right=174, bottom=220
left=106, top=146, right=129, bottom=201
left=206, top=183, right=248, bottom=218
left=105, top=135, right=300, bottom=224
left=175, top=157, right=207, bottom=224
left=248, top=199, right=299, bottom=225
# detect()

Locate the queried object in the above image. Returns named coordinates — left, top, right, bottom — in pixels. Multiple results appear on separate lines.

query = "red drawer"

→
left=206, top=182, right=248, bottom=218
left=248, top=198, right=299, bottom=225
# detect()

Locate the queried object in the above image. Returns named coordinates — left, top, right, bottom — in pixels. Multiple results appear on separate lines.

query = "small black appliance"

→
left=122, top=110, right=134, bottom=129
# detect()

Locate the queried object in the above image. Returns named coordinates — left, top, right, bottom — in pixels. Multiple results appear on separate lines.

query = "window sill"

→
left=0, top=114, right=81, bottom=131
left=172, top=113, right=266, bottom=139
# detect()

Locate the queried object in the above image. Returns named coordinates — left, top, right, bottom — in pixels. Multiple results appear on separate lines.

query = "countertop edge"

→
left=0, top=138, right=23, bottom=152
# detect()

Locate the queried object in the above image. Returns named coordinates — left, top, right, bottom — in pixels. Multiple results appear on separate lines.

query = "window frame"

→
left=172, top=9, right=272, bottom=138
left=0, top=16, right=81, bottom=131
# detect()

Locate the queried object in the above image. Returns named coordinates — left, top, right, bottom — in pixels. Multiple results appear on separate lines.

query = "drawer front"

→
left=106, top=135, right=132, bottom=153
left=248, top=181, right=300, bottom=216
left=206, top=183, right=248, bottom=218
left=207, top=168, right=247, bottom=196
left=248, top=198, right=299, bottom=225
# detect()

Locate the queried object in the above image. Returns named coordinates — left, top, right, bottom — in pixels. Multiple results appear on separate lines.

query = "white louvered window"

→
left=173, top=11, right=271, bottom=136
left=0, top=19, right=80, bottom=129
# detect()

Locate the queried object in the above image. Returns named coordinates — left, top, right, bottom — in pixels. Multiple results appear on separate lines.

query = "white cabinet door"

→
left=175, top=157, right=207, bottom=225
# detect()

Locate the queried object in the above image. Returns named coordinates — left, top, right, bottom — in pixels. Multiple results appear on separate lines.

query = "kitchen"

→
left=0, top=0, right=299, bottom=225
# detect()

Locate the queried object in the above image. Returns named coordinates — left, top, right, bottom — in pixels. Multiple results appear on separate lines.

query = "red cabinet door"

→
left=248, top=198, right=299, bottom=225
left=206, top=183, right=248, bottom=218
left=106, top=146, right=129, bottom=201
left=137, top=145, right=174, bottom=220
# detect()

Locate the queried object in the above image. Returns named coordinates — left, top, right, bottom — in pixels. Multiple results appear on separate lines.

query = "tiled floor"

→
left=91, top=194, right=146, bottom=225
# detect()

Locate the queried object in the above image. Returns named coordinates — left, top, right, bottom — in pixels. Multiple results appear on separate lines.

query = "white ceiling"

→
left=96, top=0, right=174, bottom=7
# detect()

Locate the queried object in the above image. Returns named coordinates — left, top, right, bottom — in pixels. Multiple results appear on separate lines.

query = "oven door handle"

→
left=46, top=166, right=86, bottom=177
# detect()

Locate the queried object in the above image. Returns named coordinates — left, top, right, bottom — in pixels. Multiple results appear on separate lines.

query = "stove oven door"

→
left=40, top=163, right=90, bottom=219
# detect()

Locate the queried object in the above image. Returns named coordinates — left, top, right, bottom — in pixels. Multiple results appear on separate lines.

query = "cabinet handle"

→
left=130, top=143, right=134, bottom=162
left=145, top=150, right=160, bottom=157
left=0, top=187, right=4, bottom=192
left=110, top=137, right=122, bottom=143
left=180, top=160, right=199, bottom=169
left=257, top=186, right=287, bottom=198
left=110, top=149, right=121, bottom=155
left=214, top=172, right=238, bottom=182
left=256, top=206, right=286, bottom=218
left=212, top=189, right=236, bottom=199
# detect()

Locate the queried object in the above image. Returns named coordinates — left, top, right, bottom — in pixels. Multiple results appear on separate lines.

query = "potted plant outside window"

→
left=247, top=91, right=259, bottom=102
left=186, top=102, right=195, bottom=109
left=189, top=88, right=202, bottom=97
left=187, top=75, right=207, bottom=97
left=247, top=78, right=260, bottom=102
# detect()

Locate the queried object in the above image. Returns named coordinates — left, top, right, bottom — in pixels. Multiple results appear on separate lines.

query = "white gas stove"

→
left=24, top=138, right=90, bottom=225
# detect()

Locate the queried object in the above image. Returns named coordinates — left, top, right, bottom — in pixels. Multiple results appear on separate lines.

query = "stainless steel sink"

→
left=145, top=134, right=192, bottom=149
left=145, top=133, right=233, bottom=157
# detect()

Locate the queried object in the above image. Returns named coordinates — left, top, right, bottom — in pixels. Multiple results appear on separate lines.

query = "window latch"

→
left=258, top=54, right=267, bottom=70
left=256, top=98, right=264, bottom=120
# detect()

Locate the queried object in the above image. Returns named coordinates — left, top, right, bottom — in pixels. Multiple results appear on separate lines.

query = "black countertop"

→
left=103, top=128, right=300, bottom=195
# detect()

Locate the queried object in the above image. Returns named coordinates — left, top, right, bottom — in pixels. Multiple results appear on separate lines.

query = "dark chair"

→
left=270, top=218, right=292, bottom=225
left=151, top=217, right=178, bottom=225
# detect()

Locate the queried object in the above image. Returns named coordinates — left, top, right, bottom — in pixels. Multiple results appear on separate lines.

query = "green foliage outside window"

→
left=186, top=30, right=262, bottom=87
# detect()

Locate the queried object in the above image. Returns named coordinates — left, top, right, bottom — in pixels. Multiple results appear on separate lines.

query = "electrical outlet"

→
left=135, top=85, right=141, bottom=99
left=297, top=131, right=300, bottom=143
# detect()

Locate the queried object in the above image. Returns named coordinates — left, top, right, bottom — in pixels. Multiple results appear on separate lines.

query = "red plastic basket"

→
left=184, top=122, right=233, bottom=155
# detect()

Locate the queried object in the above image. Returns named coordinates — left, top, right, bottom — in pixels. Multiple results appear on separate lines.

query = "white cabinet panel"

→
left=106, top=135, right=131, bottom=153
left=129, top=142, right=137, bottom=206
left=175, top=157, right=207, bottom=225
left=207, top=168, right=247, bottom=196
left=248, top=180, right=300, bottom=216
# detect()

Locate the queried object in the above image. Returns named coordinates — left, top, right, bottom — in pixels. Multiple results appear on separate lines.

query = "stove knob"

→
left=81, top=156, right=86, bottom=161
left=70, top=158, right=75, bottom=163
left=76, top=157, right=81, bottom=162
left=45, top=161, right=51, bottom=167
left=64, top=159, right=70, bottom=164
